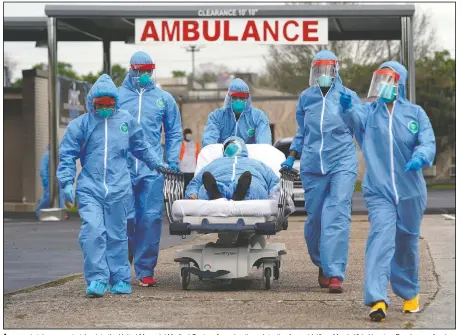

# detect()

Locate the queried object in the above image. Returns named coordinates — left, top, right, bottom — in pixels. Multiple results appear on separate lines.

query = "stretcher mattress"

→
left=172, top=199, right=278, bottom=220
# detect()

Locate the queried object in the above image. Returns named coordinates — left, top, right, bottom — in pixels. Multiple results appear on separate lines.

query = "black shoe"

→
left=232, top=171, right=252, bottom=201
left=203, top=171, right=222, bottom=200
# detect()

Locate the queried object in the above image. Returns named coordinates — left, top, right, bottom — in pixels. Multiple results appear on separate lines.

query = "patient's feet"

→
left=203, top=171, right=223, bottom=200
left=232, top=171, right=252, bottom=201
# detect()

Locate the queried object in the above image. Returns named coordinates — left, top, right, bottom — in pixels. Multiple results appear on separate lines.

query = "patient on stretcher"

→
left=185, top=136, right=280, bottom=201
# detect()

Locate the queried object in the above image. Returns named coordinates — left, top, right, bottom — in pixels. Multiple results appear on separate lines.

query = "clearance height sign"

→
left=135, top=18, right=328, bottom=45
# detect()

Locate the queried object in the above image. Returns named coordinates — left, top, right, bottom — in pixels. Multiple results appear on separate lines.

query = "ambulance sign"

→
left=135, top=18, right=328, bottom=45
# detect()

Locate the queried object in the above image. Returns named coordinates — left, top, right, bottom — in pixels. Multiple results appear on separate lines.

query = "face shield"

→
left=309, top=59, right=338, bottom=88
left=224, top=90, right=251, bottom=114
left=223, top=140, right=242, bottom=157
left=367, top=67, right=400, bottom=102
left=93, top=96, right=116, bottom=118
left=130, top=63, right=156, bottom=88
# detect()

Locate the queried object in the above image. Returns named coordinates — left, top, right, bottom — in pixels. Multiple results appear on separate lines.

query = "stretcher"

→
left=162, top=144, right=298, bottom=290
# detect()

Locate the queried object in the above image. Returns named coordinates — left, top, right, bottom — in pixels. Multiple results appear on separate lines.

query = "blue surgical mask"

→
left=224, top=143, right=240, bottom=157
left=138, top=73, right=152, bottom=87
left=231, top=100, right=246, bottom=113
left=379, top=82, right=397, bottom=103
left=317, top=75, right=333, bottom=88
left=96, top=108, right=113, bottom=118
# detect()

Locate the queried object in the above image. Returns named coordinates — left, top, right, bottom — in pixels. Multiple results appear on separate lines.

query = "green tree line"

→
left=12, top=62, right=129, bottom=88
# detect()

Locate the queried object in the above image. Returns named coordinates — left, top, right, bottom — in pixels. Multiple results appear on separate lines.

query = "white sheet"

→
left=172, top=199, right=278, bottom=220
left=194, top=144, right=286, bottom=177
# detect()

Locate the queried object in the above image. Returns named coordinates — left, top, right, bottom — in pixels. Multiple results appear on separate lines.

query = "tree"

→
left=196, top=62, right=230, bottom=85
left=172, top=70, right=186, bottom=78
left=4, top=54, right=16, bottom=87
left=109, top=64, right=127, bottom=87
left=415, top=50, right=455, bottom=154
left=81, top=64, right=127, bottom=86
left=261, top=12, right=437, bottom=94
left=33, top=62, right=82, bottom=80
left=11, top=61, right=127, bottom=87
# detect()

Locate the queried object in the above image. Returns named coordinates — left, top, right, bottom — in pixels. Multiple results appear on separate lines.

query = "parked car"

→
left=273, top=137, right=305, bottom=212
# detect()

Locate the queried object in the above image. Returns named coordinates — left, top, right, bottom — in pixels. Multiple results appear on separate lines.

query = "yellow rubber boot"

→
left=403, top=294, right=420, bottom=313
left=369, top=301, right=387, bottom=322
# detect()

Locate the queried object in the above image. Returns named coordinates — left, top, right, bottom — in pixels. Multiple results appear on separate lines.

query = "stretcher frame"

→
left=161, top=162, right=298, bottom=290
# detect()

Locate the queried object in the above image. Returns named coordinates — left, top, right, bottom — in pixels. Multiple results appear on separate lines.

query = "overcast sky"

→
left=4, top=1, right=456, bottom=81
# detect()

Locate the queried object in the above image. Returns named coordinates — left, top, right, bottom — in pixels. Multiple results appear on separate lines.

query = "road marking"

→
left=442, top=214, right=455, bottom=220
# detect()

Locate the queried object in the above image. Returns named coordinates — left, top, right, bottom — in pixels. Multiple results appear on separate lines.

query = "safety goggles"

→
left=130, top=63, right=155, bottom=76
left=93, top=96, right=116, bottom=106
left=228, top=91, right=250, bottom=99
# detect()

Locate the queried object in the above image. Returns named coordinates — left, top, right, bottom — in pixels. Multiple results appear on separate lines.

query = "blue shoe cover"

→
left=110, top=281, right=132, bottom=294
left=86, top=281, right=108, bottom=297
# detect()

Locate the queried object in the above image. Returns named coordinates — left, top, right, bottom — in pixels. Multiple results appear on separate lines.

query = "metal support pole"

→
left=400, top=17, right=408, bottom=68
left=103, top=40, right=111, bottom=76
left=407, top=16, right=416, bottom=103
left=47, top=17, right=59, bottom=209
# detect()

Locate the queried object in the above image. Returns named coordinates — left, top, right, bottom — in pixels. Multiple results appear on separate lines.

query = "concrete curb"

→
left=4, top=274, right=83, bottom=297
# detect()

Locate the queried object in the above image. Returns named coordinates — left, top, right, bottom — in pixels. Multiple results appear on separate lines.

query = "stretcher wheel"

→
left=264, top=267, right=272, bottom=290
left=274, top=262, right=280, bottom=280
left=180, top=264, right=191, bottom=290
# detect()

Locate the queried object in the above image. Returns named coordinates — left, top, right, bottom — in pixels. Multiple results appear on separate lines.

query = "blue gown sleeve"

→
left=255, top=111, right=272, bottom=144
left=57, top=121, right=82, bottom=189
left=289, top=95, right=305, bottom=154
left=185, top=167, right=206, bottom=198
left=202, top=110, right=221, bottom=147
left=163, top=94, right=183, bottom=165
left=128, top=117, right=163, bottom=170
left=412, top=107, right=436, bottom=168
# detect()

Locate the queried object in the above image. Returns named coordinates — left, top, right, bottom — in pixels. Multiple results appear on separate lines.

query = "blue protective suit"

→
left=202, top=78, right=272, bottom=147
left=36, top=145, right=65, bottom=217
left=340, top=61, right=436, bottom=306
left=186, top=137, right=279, bottom=200
left=289, top=50, right=361, bottom=280
left=57, top=74, right=163, bottom=286
left=118, top=51, right=183, bottom=280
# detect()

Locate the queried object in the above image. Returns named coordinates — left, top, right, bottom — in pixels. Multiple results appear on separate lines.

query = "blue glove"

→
left=168, top=162, right=180, bottom=173
left=63, top=184, right=75, bottom=204
left=281, top=156, right=296, bottom=171
left=339, top=92, right=352, bottom=111
left=404, top=156, right=424, bottom=172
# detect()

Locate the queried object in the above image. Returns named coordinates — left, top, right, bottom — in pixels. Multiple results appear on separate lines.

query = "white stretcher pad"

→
left=174, top=144, right=286, bottom=220
left=172, top=199, right=278, bottom=220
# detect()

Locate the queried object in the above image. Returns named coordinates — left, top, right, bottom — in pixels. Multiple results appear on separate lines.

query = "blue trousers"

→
left=363, top=192, right=426, bottom=306
left=301, top=170, right=357, bottom=280
left=77, top=192, right=132, bottom=286
left=128, top=171, right=164, bottom=279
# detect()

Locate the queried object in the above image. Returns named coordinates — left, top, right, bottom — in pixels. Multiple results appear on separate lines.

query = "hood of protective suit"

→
left=313, top=49, right=343, bottom=86
left=223, top=136, right=248, bottom=157
left=224, top=78, right=252, bottom=114
left=122, top=51, right=156, bottom=91
left=86, top=74, right=119, bottom=115
left=378, top=60, right=407, bottom=102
